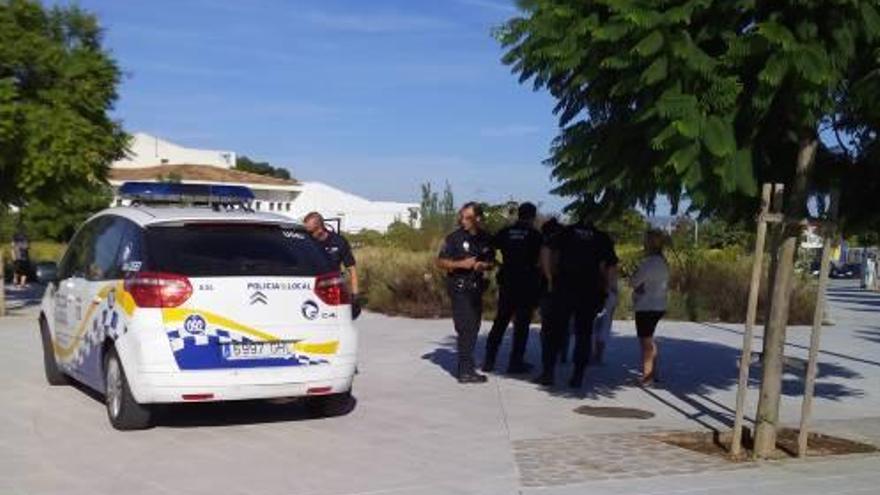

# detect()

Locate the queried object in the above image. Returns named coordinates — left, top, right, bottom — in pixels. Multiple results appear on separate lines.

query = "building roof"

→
left=108, top=164, right=299, bottom=187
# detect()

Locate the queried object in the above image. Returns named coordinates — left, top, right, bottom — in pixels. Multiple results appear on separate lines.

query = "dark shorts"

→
left=13, top=259, right=29, bottom=276
left=635, top=311, right=664, bottom=338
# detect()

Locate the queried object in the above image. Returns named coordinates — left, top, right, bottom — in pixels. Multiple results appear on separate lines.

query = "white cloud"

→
left=456, top=0, right=519, bottom=14
left=480, top=124, right=541, bottom=137
left=305, top=11, right=457, bottom=34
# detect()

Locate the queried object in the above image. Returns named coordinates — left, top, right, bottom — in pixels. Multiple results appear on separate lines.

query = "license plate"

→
left=222, top=341, right=298, bottom=361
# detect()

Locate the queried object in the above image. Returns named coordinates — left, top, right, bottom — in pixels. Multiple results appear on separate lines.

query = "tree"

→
left=498, top=0, right=880, bottom=456
left=0, top=0, right=127, bottom=208
left=420, top=181, right=456, bottom=232
left=1, top=0, right=126, bottom=315
left=20, top=185, right=112, bottom=241
left=597, top=208, right=650, bottom=245
left=234, top=155, right=292, bottom=180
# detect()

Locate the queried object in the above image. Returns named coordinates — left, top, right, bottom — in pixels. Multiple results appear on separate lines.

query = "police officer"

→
left=537, top=216, right=617, bottom=388
left=436, top=202, right=495, bottom=384
left=303, top=211, right=359, bottom=296
left=483, top=202, right=542, bottom=374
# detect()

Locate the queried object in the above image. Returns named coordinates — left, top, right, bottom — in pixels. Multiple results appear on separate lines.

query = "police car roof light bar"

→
left=119, top=182, right=255, bottom=209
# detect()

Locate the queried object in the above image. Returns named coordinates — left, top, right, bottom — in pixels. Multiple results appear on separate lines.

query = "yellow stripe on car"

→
left=53, top=285, right=115, bottom=359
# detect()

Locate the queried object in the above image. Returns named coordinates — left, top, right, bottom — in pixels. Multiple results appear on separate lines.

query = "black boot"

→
left=459, top=371, right=488, bottom=384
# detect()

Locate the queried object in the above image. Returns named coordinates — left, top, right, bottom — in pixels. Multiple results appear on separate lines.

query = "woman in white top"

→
left=630, top=230, right=669, bottom=385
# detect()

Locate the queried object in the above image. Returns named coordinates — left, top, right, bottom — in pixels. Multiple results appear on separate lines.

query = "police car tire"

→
left=307, top=390, right=354, bottom=418
left=104, top=349, right=152, bottom=430
left=39, top=318, right=67, bottom=386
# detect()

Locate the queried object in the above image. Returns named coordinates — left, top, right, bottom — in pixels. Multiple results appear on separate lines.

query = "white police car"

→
left=38, top=183, right=358, bottom=430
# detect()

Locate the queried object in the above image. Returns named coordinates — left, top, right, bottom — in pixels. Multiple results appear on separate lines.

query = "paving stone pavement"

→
left=514, top=432, right=754, bottom=487
left=1, top=279, right=879, bottom=494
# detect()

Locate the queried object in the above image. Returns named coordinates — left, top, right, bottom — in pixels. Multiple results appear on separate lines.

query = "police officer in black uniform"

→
left=482, top=202, right=542, bottom=374
left=436, top=202, right=495, bottom=384
left=537, top=217, right=617, bottom=388
left=304, top=211, right=359, bottom=296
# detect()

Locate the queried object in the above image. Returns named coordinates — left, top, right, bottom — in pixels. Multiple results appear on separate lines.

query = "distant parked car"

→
left=830, top=263, right=861, bottom=279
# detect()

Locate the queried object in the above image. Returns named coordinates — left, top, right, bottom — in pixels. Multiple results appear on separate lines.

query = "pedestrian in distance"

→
left=303, top=212, right=362, bottom=317
left=483, top=202, right=542, bottom=375
left=536, top=216, right=618, bottom=388
left=436, top=202, right=495, bottom=384
left=630, top=229, right=669, bottom=385
left=11, top=230, right=30, bottom=288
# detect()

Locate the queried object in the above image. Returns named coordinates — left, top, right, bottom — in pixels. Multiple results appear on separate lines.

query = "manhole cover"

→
left=573, top=405, right=655, bottom=419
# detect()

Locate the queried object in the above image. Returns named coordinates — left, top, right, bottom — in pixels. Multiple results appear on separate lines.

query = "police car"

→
left=38, top=183, right=358, bottom=430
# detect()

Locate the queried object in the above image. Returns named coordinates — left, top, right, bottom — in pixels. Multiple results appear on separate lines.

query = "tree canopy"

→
left=498, top=0, right=880, bottom=227
left=0, top=0, right=127, bottom=208
left=234, top=155, right=292, bottom=180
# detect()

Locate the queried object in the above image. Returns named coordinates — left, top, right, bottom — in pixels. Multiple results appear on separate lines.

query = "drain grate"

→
left=573, top=405, right=655, bottom=419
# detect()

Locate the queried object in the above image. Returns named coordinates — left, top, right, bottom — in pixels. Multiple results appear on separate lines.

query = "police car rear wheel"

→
left=104, top=349, right=152, bottom=430
left=39, top=318, right=67, bottom=386
left=307, top=391, right=354, bottom=418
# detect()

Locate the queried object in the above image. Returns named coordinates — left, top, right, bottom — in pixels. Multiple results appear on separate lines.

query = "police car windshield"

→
left=145, top=223, right=332, bottom=277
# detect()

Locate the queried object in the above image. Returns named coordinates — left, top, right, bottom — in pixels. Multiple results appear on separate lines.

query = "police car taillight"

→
left=125, top=272, right=193, bottom=308
left=314, top=272, right=350, bottom=306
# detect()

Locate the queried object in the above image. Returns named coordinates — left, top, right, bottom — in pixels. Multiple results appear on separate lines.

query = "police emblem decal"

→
left=183, top=315, right=207, bottom=335
left=301, top=300, right=320, bottom=320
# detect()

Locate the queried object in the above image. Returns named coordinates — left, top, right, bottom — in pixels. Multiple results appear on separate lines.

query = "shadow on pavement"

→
left=422, top=324, right=866, bottom=405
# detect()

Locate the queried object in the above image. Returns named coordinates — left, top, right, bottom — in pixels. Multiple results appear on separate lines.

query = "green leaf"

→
left=593, top=22, right=631, bottom=42
left=732, top=149, right=757, bottom=195
left=862, top=2, right=880, bottom=41
left=632, top=30, right=664, bottom=57
left=702, top=116, right=736, bottom=157
left=756, top=21, right=797, bottom=51
left=673, top=112, right=703, bottom=139
left=667, top=143, right=701, bottom=174
left=641, top=56, right=668, bottom=85
left=758, top=53, right=789, bottom=87
left=794, top=45, right=831, bottom=85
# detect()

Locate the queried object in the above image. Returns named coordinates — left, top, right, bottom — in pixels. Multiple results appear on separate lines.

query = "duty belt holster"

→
left=449, top=276, right=484, bottom=293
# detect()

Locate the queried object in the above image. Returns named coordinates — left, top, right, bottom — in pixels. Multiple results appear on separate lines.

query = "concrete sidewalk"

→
left=0, top=280, right=878, bottom=494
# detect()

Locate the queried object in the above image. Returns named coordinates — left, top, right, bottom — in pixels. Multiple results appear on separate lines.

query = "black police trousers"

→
left=485, top=282, right=537, bottom=369
left=541, top=292, right=601, bottom=377
left=449, top=286, right=483, bottom=375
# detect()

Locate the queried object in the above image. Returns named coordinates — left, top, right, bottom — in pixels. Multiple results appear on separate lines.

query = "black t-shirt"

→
left=493, top=221, right=542, bottom=279
left=548, top=222, right=618, bottom=294
left=316, top=231, right=355, bottom=269
left=438, top=228, right=495, bottom=279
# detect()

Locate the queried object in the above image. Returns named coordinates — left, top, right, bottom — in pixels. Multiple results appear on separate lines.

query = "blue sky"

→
left=60, top=0, right=569, bottom=211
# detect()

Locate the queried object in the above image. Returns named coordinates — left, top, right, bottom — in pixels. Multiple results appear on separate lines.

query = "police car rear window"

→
left=145, top=223, right=332, bottom=277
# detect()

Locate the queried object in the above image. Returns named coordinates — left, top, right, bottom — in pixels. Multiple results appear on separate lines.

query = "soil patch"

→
left=653, top=428, right=878, bottom=461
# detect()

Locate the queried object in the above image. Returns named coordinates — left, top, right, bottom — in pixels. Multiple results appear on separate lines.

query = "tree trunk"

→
left=0, top=249, right=5, bottom=317
left=753, top=136, right=818, bottom=458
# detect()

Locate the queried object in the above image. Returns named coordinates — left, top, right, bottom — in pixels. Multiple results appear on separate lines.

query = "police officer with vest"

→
left=537, top=216, right=617, bottom=388
left=482, top=202, right=542, bottom=374
left=436, top=202, right=495, bottom=384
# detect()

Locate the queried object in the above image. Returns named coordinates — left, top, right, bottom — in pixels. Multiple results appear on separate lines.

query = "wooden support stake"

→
left=0, top=250, right=5, bottom=317
left=731, top=183, right=773, bottom=458
left=797, top=190, right=839, bottom=457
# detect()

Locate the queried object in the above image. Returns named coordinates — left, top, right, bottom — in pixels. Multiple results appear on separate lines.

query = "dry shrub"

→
left=357, top=246, right=816, bottom=324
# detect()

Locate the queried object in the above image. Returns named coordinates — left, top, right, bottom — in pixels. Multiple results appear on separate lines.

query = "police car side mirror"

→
left=35, top=262, right=59, bottom=284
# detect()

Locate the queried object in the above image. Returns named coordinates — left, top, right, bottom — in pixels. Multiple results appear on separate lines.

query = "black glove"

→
left=351, top=295, right=364, bottom=320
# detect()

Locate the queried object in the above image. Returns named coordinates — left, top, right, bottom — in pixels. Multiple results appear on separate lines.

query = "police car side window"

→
left=87, top=216, right=127, bottom=281
left=115, top=220, right=145, bottom=276
left=59, top=220, right=98, bottom=280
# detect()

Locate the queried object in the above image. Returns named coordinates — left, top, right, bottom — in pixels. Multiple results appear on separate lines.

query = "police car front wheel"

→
left=39, top=317, right=67, bottom=386
left=104, top=349, right=152, bottom=430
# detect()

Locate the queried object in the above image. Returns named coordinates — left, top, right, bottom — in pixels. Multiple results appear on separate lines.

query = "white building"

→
left=109, top=133, right=419, bottom=233
left=114, top=132, right=236, bottom=169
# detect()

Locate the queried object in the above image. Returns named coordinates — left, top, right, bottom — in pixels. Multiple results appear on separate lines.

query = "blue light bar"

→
left=119, top=182, right=255, bottom=204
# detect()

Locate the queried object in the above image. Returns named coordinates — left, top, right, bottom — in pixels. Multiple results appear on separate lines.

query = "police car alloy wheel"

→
left=39, top=317, right=67, bottom=386
left=104, top=349, right=152, bottom=430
